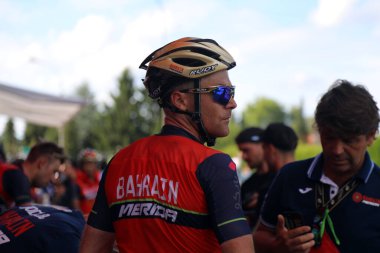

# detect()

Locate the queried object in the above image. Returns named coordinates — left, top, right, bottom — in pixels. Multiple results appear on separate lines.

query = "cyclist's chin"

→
left=210, top=127, right=230, bottom=138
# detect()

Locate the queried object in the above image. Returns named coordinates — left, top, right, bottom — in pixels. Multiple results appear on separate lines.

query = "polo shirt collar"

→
left=306, top=152, right=374, bottom=184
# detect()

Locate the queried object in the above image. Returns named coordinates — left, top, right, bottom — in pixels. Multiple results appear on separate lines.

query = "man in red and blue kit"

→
left=0, top=204, right=85, bottom=253
left=0, top=142, right=65, bottom=213
left=80, top=37, right=254, bottom=253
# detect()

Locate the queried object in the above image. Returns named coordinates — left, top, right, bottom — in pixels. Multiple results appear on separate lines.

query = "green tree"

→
left=97, top=69, right=161, bottom=153
left=2, top=118, right=19, bottom=159
left=290, top=100, right=309, bottom=143
left=23, top=123, right=48, bottom=146
left=241, top=97, right=287, bottom=128
left=64, top=82, right=101, bottom=160
left=23, top=123, right=58, bottom=146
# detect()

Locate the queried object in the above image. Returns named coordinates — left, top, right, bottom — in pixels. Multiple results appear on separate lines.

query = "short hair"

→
left=262, top=123, right=298, bottom=152
left=315, top=79, right=380, bottom=137
left=235, top=127, right=264, bottom=144
left=26, top=142, right=66, bottom=164
left=145, top=67, right=192, bottom=108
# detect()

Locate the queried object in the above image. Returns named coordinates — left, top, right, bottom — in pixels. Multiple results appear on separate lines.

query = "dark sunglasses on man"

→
left=180, top=85, right=235, bottom=106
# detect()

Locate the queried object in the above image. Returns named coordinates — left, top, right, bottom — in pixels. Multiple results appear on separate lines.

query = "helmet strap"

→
left=165, top=79, right=216, bottom=146
left=192, top=79, right=216, bottom=146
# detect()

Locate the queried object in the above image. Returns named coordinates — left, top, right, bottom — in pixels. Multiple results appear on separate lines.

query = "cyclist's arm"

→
left=221, top=234, right=254, bottom=253
left=80, top=225, right=115, bottom=253
left=196, top=153, right=254, bottom=252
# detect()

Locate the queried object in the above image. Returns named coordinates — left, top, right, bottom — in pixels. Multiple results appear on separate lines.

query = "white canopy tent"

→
left=0, top=82, right=85, bottom=146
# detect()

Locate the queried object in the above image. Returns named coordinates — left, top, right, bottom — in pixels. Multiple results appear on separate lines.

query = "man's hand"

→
left=273, top=214, right=315, bottom=253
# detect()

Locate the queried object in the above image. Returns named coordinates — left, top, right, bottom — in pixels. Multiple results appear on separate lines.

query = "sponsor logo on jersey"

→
left=228, top=161, right=236, bottom=171
left=353, top=192, right=380, bottom=207
left=169, top=64, right=184, bottom=74
left=0, top=229, right=10, bottom=245
left=189, top=64, right=218, bottom=76
left=20, top=206, right=50, bottom=220
left=299, top=187, right=313, bottom=194
left=0, top=210, right=34, bottom=237
left=118, top=202, right=178, bottom=222
left=116, top=174, right=179, bottom=205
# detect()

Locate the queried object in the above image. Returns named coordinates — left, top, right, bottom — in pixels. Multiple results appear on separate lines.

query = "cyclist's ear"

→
left=170, top=90, right=193, bottom=112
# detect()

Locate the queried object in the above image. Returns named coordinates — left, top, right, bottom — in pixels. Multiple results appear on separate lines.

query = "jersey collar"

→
left=307, top=152, right=374, bottom=184
left=159, top=124, right=201, bottom=143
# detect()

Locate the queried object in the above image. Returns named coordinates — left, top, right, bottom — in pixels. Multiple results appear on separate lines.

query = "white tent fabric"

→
left=0, top=82, right=85, bottom=128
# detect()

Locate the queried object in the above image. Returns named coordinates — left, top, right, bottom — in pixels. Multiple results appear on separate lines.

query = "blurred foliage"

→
left=217, top=138, right=323, bottom=161
left=368, top=137, right=380, bottom=165
left=94, top=69, right=161, bottom=157
left=23, top=123, right=59, bottom=149
left=290, top=100, right=309, bottom=143
left=3, top=67, right=380, bottom=168
left=64, top=82, right=101, bottom=160
left=2, top=119, right=19, bottom=160
left=241, top=97, right=286, bottom=128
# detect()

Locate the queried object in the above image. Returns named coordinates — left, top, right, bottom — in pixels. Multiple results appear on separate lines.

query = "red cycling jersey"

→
left=88, top=125, right=250, bottom=253
left=76, top=169, right=101, bottom=216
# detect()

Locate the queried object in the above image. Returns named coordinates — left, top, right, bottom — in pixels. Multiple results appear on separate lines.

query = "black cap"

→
left=235, top=127, right=264, bottom=144
left=262, top=123, right=298, bottom=151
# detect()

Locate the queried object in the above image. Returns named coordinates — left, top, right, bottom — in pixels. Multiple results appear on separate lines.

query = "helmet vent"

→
left=172, top=58, right=205, bottom=67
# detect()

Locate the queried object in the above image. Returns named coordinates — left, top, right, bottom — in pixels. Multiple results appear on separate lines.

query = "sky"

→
left=1, top=0, right=380, bottom=136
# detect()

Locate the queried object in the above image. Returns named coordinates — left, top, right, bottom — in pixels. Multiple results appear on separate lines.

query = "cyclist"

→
left=0, top=142, right=65, bottom=213
left=76, top=148, right=102, bottom=216
left=80, top=37, right=254, bottom=253
left=0, top=204, right=85, bottom=253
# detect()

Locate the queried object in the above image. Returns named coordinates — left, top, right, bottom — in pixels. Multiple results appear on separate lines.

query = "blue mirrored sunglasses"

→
left=180, top=85, right=235, bottom=106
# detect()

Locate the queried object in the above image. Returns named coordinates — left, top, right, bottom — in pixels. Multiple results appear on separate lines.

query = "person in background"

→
left=80, top=37, right=254, bottom=253
left=0, top=142, right=65, bottom=213
left=76, top=148, right=102, bottom=216
left=235, top=127, right=272, bottom=230
left=51, top=159, right=80, bottom=210
left=0, top=143, right=6, bottom=163
left=262, top=122, right=298, bottom=173
left=0, top=204, right=85, bottom=253
left=254, top=80, right=380, bottom=253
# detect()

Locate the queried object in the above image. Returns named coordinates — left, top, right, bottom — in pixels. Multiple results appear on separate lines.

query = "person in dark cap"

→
left=262, top=122, right=298, bottom=173
left=235, top=127, right=273, bottom=230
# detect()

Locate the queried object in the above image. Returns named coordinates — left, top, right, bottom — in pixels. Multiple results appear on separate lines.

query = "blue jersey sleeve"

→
left=196, top=153, right=251, bottom=243
left=87, top=166, right=114, bottom=232
left=3, top=169, right=31, bottom=205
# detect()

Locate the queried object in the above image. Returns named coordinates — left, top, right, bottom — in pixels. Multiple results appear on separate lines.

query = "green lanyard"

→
left=314, top=178, right=359, bottom=247
left=318, top=208, right=340, bottom=245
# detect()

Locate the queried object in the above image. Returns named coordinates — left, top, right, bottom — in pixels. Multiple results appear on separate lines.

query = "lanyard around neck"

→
left=315, top=177, right=359, bottom=211
left=313, top=177, right=360, bottom=247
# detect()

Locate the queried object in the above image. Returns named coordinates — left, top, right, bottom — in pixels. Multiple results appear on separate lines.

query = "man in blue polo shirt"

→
left=253, top=79, right=380, bottom=253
